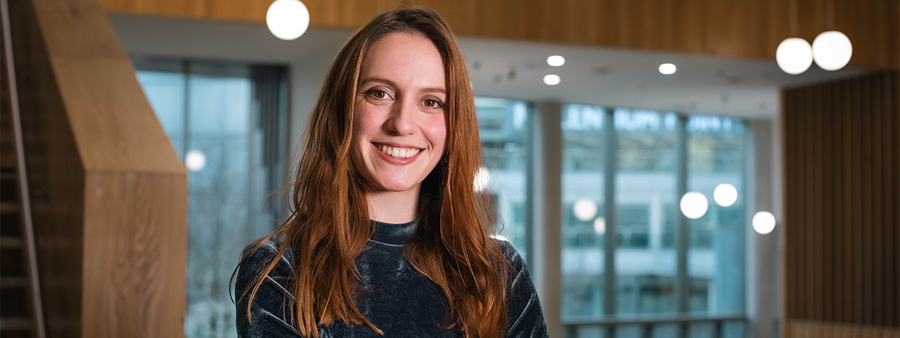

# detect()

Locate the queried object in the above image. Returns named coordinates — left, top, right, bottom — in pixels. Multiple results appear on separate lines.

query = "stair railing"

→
left=1, top=0, right=47, bottom=337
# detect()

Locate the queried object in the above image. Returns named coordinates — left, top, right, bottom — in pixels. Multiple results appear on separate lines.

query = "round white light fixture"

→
left=812, top=31, right=852, bottom=71
left=573, top=198, right=597, bottom=222
left=752, top=211, right=777, bottom=234
left=593, top=217, right=606, bottom=235
left=776, top=37, right=813, bottom=74
left=547, top=55, right=565, bottom=67
left=659, top=63, right=676, bottom=75
left=543, top=74, right=561, bottom=85
left=185, top=150, right=206, bottom=171
left=713, top=183, right=738, bottom=207
left=266, top=0, right=310, bottom=41
left=473, top=167, right=490, bottom=192
left=680, top=192, right=709, bottom=219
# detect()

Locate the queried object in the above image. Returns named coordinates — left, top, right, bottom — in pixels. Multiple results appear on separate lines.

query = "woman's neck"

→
left=366, top=186, right=420, bottom=224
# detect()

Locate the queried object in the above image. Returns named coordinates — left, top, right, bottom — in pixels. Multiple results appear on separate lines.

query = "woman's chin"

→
left=371, top=180, right=420, bottom=194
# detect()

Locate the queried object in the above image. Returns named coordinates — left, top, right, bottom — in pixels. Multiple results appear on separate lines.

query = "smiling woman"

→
left=232, top=7, right=548, bottom=338
left=351, top=32, right=447, bottom=223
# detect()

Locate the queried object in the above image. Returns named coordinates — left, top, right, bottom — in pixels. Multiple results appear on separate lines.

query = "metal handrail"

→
left=564, top=313, right=745, bottom=326
left=564, top=314, right=746, bottom=338
left=1, top=0, right=47, bottom=337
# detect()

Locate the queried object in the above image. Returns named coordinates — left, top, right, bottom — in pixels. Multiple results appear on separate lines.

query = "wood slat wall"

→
left=787, top=320, right=900, bottom=338
left=97, top=0, right=900, bottom=70
left=782, top=71, right=900, bottom=338
left=8, top=0, right=188, bottom=336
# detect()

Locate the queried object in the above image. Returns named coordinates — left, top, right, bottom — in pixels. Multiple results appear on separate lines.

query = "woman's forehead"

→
left=359, top=32, right=446, bottom=92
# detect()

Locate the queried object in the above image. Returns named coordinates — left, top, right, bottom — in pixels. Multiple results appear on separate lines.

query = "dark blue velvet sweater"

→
left=235, top=220, right=549, bottom=338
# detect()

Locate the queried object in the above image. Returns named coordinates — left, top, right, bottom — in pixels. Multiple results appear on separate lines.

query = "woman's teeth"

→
left=378, top=145, right=421, bottom=159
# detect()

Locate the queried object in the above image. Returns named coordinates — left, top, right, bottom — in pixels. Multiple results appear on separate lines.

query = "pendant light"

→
left=776, top=0, right=812, bottom=74
left=266, top=0, right=310, bottom=41
left=812, top=0, right=852, bottom=70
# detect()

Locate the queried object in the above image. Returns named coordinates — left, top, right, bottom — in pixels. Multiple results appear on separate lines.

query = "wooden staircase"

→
left=1, top=0, right=188, bottom=336
left=1, top=48, right=34, bottom=338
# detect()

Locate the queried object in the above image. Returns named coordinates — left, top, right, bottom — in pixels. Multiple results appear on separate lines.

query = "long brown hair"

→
left=236, top=7, right=511, bottom=338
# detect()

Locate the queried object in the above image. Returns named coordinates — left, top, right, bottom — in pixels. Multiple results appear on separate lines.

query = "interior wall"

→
left=782, top=71, right=900, bottom=336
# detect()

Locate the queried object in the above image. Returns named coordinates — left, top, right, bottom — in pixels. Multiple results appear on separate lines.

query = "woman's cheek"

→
left=424, top=114, right=447, bottom=149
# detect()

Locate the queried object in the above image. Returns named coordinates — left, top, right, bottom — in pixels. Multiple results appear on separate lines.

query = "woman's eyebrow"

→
left=360, top=76, right=445, bottom=94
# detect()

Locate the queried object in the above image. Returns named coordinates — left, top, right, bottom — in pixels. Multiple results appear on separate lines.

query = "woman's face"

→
left=350, top=32, right=447, bottom=195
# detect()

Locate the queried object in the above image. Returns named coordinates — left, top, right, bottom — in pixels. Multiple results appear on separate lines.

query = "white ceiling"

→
left=110, top=13, right=869, bottom=119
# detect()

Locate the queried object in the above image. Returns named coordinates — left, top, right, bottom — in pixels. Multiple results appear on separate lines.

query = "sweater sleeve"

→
left=500, top=241, right=550, bottom=338
left=235, top=240, right=304, bottom=338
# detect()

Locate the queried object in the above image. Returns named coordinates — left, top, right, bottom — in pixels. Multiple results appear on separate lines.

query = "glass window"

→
left=474, top=97, right=530, bottom=262
left=614, top=108, right=677, bottom=316
left=561, top=104, right=606, bottom=320
left=561, top=105, right=747, bottom=335
left=135, top=58, right=288, bottom=338
left=687, top=115, right=746, bottom=315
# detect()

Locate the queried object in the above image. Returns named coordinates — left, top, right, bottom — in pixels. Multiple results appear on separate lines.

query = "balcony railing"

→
left=564, top=314, right=747, bottom=338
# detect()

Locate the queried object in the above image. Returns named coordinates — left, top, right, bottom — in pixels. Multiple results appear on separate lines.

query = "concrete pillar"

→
left=531, top=101, right=564, bottom=338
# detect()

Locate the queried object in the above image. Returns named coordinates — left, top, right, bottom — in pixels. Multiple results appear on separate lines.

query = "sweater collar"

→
left=370, top=219, right=417, bottom=245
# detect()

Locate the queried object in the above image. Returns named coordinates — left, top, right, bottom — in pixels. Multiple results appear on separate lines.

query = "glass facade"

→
left=614, top=108, right=678, bottom=316
left=561, top=104, right=747, bottom=337
left=686, top=115, right=746, bottom=316
left=474, top=97, right=531, bottom=263
left=135, top=59, right=288, bottom=338
left=561, top=104, right=606, bottom=319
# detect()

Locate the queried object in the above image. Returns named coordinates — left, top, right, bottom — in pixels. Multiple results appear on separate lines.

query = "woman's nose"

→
left=385, top=99, right=415, bottom=135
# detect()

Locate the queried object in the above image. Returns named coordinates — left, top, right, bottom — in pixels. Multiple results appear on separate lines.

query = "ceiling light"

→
left=593, top=217, right=606, bottom=235
left=812, top=31, right=852, bottom=71
left=185, top=150, right=206, bottom=171
left=543, top=74, right=560, bottom=85
left=713, top=183, right=738, bottom=207
left=547, top=55, right=565, bottom=67
left=680, top=192, right=708, bottom=219
left=573, top=198, right=597, bottom=222
left=752, top=211, right=776, bottom=234
left=659, top=63, right=676, bottom=75
left=266, top=0, right=310, bottom=41
left=776, top=37, right=813, bottom=74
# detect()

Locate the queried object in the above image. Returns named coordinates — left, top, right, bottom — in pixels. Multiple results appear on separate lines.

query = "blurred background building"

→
left=1, top=0, right=897, bottom=338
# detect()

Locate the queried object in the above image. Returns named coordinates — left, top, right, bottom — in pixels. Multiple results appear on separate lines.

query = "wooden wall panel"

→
left=97, top=0, right=900, bottom=70
left=782, top=71, right=900, bottom=338
left=81, top=172, right=186, bottom=338
left=9, top=0, right=188, bottom=336
left=787, top=320, right=900, bottom=338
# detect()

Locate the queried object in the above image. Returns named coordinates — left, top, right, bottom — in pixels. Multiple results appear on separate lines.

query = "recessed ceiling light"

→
left=547, top=55, right=565, bottom=67
left=659, top=63, right=677, bottom=75
left=543, top=74, right=560, bottom=85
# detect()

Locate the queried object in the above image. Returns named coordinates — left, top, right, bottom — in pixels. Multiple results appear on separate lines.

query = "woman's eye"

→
left=368, top=90, right=387, bottom=99
left=424, top=99, right=443, bottom=108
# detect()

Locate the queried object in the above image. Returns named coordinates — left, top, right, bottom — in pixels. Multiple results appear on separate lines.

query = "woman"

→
left=234, top=7, right=548, bottom=338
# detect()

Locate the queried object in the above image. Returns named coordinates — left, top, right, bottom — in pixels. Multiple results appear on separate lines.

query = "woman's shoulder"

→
left=238, top=234, right=295, bottom=279
left=492, top=237, right=529, bottom=277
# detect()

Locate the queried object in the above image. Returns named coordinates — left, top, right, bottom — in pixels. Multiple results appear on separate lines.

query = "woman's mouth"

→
left=375, top=144, right=422, bottom=159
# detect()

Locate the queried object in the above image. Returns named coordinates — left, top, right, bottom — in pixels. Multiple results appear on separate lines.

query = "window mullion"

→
left=675, top=114, right=690, bottom=336
left=602, top=107, right=617, bottom=321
